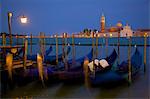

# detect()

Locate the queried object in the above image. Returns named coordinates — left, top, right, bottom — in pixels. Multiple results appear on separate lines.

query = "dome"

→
left=109, top=27, right=118, bottom=32
left=116, top=22, right=122, bottom=28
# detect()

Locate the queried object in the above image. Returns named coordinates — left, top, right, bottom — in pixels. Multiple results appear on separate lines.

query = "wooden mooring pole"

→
left=16, top=33, right=19, bottom=45
left=16, top=33, right=19, bottom=52
left=30, top=33, right=33, bottom=55
left=23, top=39, right=28, bottom=70
left=128, top=37, right=132, bottom=84
left=62, top=33, right=68, bottom=71
left=62, top=33, right=65, bottom=64
left=64, top=33, right=68, bottom=70
left=23, top=33, right=27, bottom=46
left=144, top=33, right=147, bottom=73
left=37, top=53, right=45, bottom=86
left=2, top=33, right=6, bottom=46
left=83, top=58, right=91, bottom=89
left=43, top=33, right=45, bottom=59
left=117, top=31, right=120, bottom=65
left=92, top=32, right=95, bottom=77
left=95, top=34, right=98, bottom=58
left=92, top=32, right=95, bottom=60
left=55, top=34, right=58, bottom=65
left=72, top=33, right=76, bottom=64
left=39, top=32, right=45, bottom=60
left=39, top=33, right=42, bottom=58
left=105, top=34, right=108, bottom=57
left=6, top=53, right=13, bottom=80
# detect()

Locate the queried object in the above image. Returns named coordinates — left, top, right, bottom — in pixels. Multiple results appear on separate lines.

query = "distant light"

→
left=103, top=34, right=106, bottom=37
left=110, top=33, right=112, bottom=37
left=63, top=33, right=67, bottom=37
left=144, top=32, right=148, bottom=37
left=20, top=15, right=27, bottom=23
left=54, top=34, right=57, bottom=37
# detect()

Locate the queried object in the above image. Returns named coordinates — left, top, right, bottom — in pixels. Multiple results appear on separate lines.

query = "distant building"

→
left=100, top=13, right=105, bottom=33
left=120, top=24, right=133, bottom=37
left=133, top=29, right=150, bottom=37
left=76, top=13, right=149, bottom=38
left=98, top=13, right=135, bottom=37
left=99, top=13, right=125, bottom=37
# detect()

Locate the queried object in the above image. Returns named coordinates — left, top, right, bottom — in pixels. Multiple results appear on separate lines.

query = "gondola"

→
left=67, top=48, right=93, bottom=71
left=117, top=48, right=142, bottom=74
left=27, top=45, right=53, bottom=61
left=9, top=46, right=70, bottom=84
left=19, top=48, right=92, bottom=78
left=44, top=46, right=71, bottom=65
left=41, top=48, right=93, bottom=76
left=13, top=48, right=92, bottom=86
left=93, top=49, right=118, bottom=73
left=90, top=48, right=142, bottom=86
left=27, top=46, right=71, bottom=65
left=56, top=49, right=117, bottom=82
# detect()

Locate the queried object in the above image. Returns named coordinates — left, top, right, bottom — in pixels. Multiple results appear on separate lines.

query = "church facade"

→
left=99, top=14, right=133, bottom=37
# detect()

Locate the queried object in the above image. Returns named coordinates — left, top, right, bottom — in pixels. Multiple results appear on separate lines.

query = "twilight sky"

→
left=0, top=0, right=150, bottom=35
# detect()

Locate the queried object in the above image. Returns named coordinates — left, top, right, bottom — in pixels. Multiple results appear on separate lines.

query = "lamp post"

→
left=7, top=12, right=28, bottom=45
left=8, top=12, right=13, bottom=45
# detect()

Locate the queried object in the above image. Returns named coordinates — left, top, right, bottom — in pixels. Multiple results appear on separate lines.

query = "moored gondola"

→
left=56, top=49, right=117, bottom=82
left=27, top=48, right=93, bottom=77
left=90, top=48, right=142, bottom=86
left=27, top=45, right=53, bottom=61
left=67, top=48, right=93, bottom=71
left=12, top=48, right=93, bottom=85
left=27, top=46, right=71, bottom=65
left=54, top=48, right=93, bottom=81
left=92, top=49, right=118, bottom=73
left=44, top=46, right=71, bottom=65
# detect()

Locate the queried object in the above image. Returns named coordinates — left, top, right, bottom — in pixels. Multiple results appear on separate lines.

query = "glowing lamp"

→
left=110, top=33, right=112, bottom=37
left=20, top=16, right=27, bottom=23
left=144, top=33, right=148, bottom=37
left=8, top=12, right=13, bottom=17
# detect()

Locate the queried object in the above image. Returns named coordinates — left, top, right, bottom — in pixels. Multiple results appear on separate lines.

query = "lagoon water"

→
left=1, top=37, right=150, bottom=98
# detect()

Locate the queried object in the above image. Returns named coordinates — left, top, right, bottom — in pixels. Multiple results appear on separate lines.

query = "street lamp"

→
left=20, top=15, right=28, bottom=24
left=7, top=12, right=28, bottom=45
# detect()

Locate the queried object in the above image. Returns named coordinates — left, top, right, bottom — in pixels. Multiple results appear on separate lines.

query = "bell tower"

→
left=100, top=13, right=105, bottom=33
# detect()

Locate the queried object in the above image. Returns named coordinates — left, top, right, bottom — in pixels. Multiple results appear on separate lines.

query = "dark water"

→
left=1, top=37, right=150, bottom=45
left=0, top=37, right=150, bottom=98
